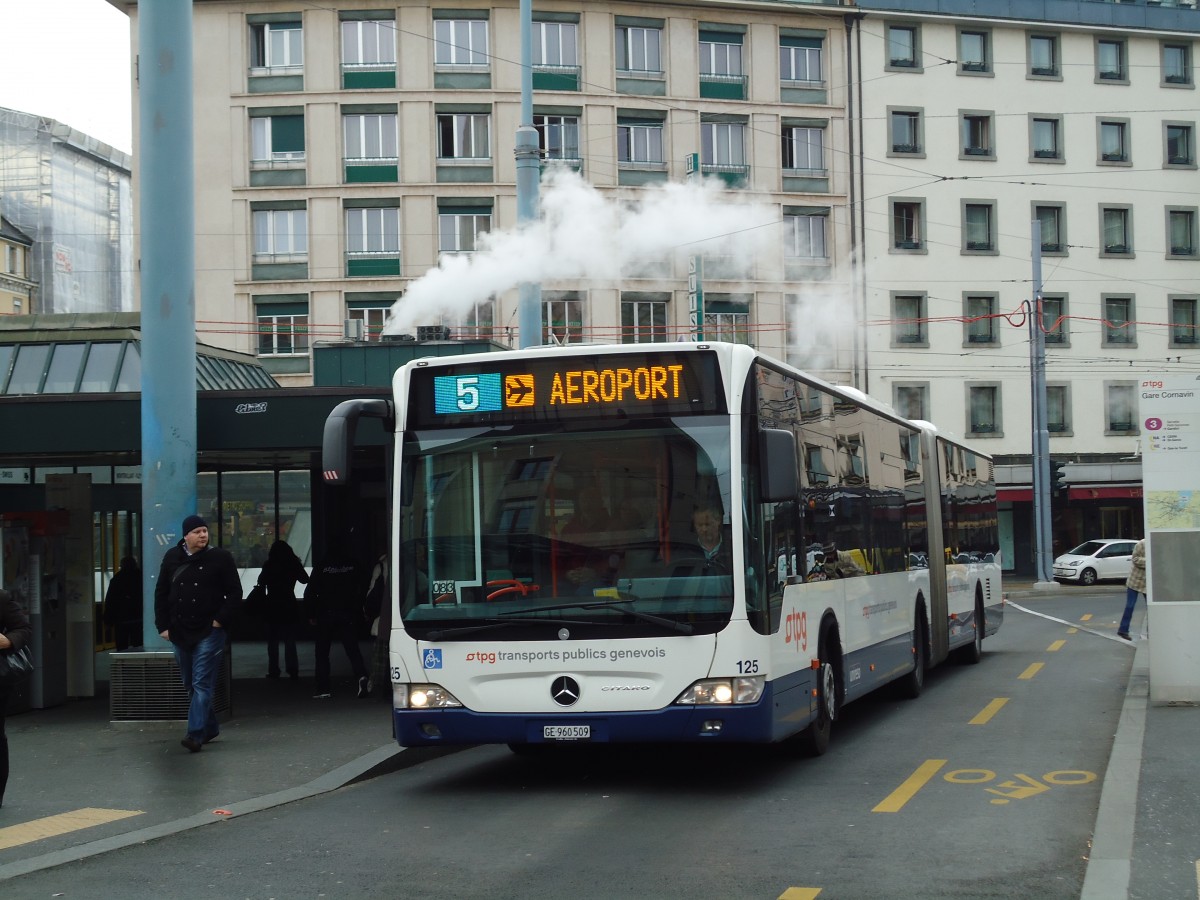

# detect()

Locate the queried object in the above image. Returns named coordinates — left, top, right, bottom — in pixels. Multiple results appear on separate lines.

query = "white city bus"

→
left=324, top=342, right=1002, bottom=755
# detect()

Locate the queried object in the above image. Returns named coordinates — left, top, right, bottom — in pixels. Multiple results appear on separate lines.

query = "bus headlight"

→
left=675, top=676, right=765, bottom=705
left=394, top=683, right=463, bottom=709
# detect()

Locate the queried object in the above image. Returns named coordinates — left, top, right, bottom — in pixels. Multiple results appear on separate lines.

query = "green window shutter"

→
left=272, top=115, right=305, bottom=153
left=255, top=302, right=308, bottom=316
left=699, top=31, right=743, bottom=45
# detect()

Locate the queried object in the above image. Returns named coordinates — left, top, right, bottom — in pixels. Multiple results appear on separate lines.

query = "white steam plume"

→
left=384, top=168, right=779, bottom=335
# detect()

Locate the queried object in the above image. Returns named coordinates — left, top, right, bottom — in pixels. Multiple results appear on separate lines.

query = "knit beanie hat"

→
left=181, top=515, right=207, bottom=535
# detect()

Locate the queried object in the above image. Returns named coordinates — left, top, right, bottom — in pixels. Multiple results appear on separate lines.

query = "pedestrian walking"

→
left=304, top=539, right=370, bottom=699
left=103, top=556, right=142, bottom=650
left=365, top=550, right=390, bottom=699
left=0, top=587, right=33, bottom=808
left=1118, top=538, right=1146, bottom=641
left=154, top=515, right=242, bottom=753
left=257, top=539, right=309, bottom=680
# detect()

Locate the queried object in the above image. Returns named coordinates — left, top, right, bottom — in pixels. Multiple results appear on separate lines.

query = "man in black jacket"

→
left=154, top=514, right=242, bottom=753
left=304, top=539, right=369, bottom=699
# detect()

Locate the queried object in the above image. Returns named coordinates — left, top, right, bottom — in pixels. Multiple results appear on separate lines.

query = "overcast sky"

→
left=0, top=0, right=132, bottom=153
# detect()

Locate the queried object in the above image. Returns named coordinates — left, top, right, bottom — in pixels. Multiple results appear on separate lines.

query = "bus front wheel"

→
left=794, top=624, right=838, bottom=757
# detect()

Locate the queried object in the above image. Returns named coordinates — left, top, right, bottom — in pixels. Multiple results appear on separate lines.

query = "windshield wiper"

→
left=499, top=600, right=695, bottom=635
left=424, top=616, right=591, bottom=641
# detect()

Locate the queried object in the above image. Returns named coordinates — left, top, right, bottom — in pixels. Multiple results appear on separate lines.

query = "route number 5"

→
left=456, top=376, right=480, bottom=411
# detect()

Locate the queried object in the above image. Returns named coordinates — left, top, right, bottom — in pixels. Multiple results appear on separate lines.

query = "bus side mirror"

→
left=322, top=399, right=393, bottom=485
left=760, top=428, right=798, bottom=502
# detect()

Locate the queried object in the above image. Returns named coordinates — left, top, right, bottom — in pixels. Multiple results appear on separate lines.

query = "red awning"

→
left=998, top=489, right=1032, bottom=502
left=1068, top=486, right=1143, bottom=501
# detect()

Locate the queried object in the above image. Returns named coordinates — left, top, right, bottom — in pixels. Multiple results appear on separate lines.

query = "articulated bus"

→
left=324, top=342, right=1002, bottom=755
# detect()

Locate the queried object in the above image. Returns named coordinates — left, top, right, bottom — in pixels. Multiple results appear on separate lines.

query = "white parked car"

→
left=1053, top=539, right=1137, bottom=585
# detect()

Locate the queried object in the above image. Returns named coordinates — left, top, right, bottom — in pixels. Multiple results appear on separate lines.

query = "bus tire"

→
left=795, top=620, right=839, bottom=757
left=898, top=605, right=928, bottom=699
left=955, top=591, right=984, bottom=665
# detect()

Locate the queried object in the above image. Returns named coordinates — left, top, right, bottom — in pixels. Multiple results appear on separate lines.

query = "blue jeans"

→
left=172, top=628, right=225, bottom=741
left=1119, top=588, right=1143, bottom=635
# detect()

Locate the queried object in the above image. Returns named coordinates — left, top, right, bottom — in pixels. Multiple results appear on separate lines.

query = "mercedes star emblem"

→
left=551, top=675, right=580, bottom=707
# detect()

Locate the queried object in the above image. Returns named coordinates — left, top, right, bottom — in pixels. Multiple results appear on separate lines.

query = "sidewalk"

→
left=0, top=640, right=422, bottom=881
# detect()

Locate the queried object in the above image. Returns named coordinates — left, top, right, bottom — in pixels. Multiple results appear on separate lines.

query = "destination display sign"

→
left=409, top=351, right=725, bottom=427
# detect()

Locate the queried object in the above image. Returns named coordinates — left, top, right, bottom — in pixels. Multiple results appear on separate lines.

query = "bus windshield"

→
left=397, top=417, right=736, bottom=640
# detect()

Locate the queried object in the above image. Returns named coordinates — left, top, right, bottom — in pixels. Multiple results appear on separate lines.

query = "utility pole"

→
left=515, top=0, right=541, bottom=348
left=1030, top=221, right=1054, bottom=583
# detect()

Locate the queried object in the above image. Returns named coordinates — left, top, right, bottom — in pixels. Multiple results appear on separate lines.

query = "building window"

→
left=1162, top=42, right=1193, bottom=87
left=780, top=37, right=822, bottom=84
left=968, top=385, right=1000, bottom=435
left=250, top=21, right=303, bottom=71
left=1041, top=294, right=1068, bottom=345
left=963, top=202, right=996, bottom=253
left=256, top=307, right=309, bottom=356
left=784, top=213, right=827, bottom=262
left=1028, top=33, right=1060, bottom=78
left=1101, top=206, right=1133, bottom=257
left=1168, top=207, right=1198, bottom=258
left=621, top=292, right=669, bottom=343
left=617, top=119, right=664, bottom=165
left=889, top=108, right=923, bottom=155
left=1102, top=296, right=1136, bottom=346
left=1047, top=385, right=1070, bottom=434
left=341, top=19, right=395, bottom=70
left=894, top=384, right=928, bottom=421
left=892, top=200, right=924, bottom=251
left=703, top=298, right=751, bottom=345
left=347, top=304, right=394, bottom=342
left=434, top=19, right=488, bottom=66
left=1171, top=296, right=1199, bottom=347
left=701, top=122, right=747, bottom=168
left=1099, top=119, right=1130, bottom=164
left=965, top=294, right=997, bottom=344
left=700, top=32, right=742, bottom=79
left=1106, top=383, right=1137, bottom=434
left=533, top=21, right=577, bottom=68
left=1165, top=123, right=1195, bottom=167
left=887, top=24, right=919, bottom=70
left=544, top=292, right=583, bottom=344
left=958, top=29, right=991, bottom=74
left=343, top=114, right=397, bottom=165
left=616, top=25, right=662, bottom=74
left=1031, top=116, right=1062, bottom=161
left=438, top=209, right=491, bottom=255
left=1096, top=38, right=1128, bottom=83
left=253, top=209, right=307, bottom=260
left=345, top=207, right=400, bottom=274
left=961, top=112, right=994, bottom=158
left=892, top=293, right=927, bottom=346
left=534, top=114, right=580, bottom=163
left=458, top=298, right=496, bottom=340
left=1036, top=203, right=1067, bottom=254
left=436, top=113, right=490, bottom=160
left=250, top=114, right=305, bottom=166
left=782, top=126, right=824, bottom=173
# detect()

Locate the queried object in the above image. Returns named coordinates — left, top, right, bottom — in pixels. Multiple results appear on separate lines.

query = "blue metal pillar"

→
left=138, top=0, right=196, bottom=646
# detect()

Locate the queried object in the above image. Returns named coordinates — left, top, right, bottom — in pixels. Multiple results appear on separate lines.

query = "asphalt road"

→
left=6, top=587, right=1135, bottom=900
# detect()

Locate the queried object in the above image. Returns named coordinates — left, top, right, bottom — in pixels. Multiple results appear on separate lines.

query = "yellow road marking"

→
left=1080, top=614, right=1093, bottom=622
left=873, top=759, right=947, bottom=813
left=1047, top=640, right=1066, bottom=652
left=0, top=808, right=143, bottom=851
left=1019, top=662, right=1044, bottom=680
left=970, top=698, right=1009, bottom=725
left=1067, top=627, right=1078, bottom=634
left=778, top=889, right=821, bottom=900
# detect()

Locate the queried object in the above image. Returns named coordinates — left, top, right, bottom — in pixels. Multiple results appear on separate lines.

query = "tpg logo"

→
left=423, top=648, right=443, bottom=670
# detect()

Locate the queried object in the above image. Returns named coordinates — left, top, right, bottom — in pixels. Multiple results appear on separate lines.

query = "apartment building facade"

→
left=853, top=0, right=1200, bottom=566
left=110, top=0, right=857, bottom=387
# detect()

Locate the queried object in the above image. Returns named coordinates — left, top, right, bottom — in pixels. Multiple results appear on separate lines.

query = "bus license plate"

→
left=543, top=725, right=590, bottom=741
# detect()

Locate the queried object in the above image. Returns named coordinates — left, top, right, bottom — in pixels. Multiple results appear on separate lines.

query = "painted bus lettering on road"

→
left=875, top=760, right=1096, bottom=812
